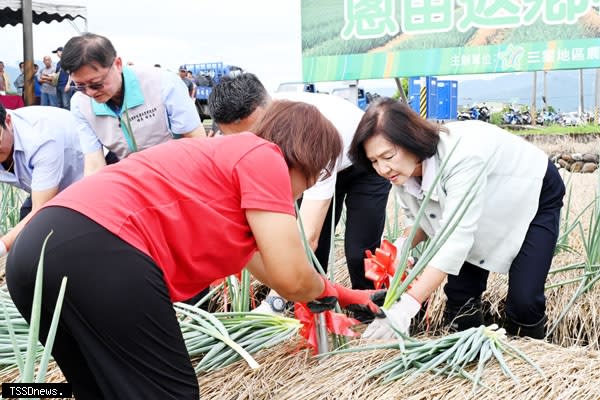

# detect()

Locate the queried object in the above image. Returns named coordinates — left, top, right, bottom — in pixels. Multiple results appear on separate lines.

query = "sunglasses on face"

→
left=72, top=62, right=115, bottom=93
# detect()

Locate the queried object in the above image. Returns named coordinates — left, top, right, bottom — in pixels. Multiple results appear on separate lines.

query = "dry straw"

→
left=3, top=335, right=600, bottom=400
left=197, top=335, right=600, bottom=400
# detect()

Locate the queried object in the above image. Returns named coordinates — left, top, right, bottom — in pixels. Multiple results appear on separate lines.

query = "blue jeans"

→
left=56, top=86, right=72, bottom=110
left=41, top=92, right=58, bottom=107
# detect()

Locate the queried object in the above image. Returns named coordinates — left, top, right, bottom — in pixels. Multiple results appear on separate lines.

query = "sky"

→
left=1, top=0, right=309, bottom=92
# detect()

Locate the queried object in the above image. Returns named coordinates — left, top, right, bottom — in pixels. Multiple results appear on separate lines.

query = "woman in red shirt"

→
left=6, top=100, right=379, bottom=399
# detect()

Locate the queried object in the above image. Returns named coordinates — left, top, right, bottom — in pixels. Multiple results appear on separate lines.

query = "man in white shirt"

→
left=208, top=73, right=391, bottom=320
left=0, top=103, right=84, bottom=257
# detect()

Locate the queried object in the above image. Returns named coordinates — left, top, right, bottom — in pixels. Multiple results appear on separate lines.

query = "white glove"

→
left=393, top=236, right=415, bottom=267
left=393, top=236, right=406, bottom=252
left=0, top=239, right=7, bottom=258
left=362, top=293, right=421, bottom=340
left=252, top=300, right=284, bottom=316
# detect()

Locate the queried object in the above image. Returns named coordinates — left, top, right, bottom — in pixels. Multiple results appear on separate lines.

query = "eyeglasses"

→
left=72, top=62, right=115, bottom=92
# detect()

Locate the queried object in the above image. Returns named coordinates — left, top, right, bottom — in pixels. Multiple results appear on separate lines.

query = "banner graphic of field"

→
left=301, top=0, right=600, bottom=82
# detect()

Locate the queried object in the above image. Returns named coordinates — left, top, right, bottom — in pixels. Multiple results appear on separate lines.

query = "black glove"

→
left=346, top=290, right=387, bottom=321
left=306, top=296, right=338, bottom=313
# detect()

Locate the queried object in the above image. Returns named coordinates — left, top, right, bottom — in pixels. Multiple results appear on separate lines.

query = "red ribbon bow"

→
left=364, top=239, right=407, bottom=290
left=294, top=303, right=360, bottom=354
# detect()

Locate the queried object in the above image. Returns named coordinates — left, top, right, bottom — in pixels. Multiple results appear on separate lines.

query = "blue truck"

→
left=181, top=62, right=243, bottom=121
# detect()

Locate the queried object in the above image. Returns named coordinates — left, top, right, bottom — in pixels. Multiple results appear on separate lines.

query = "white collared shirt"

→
left=272, top=91, right=363, bottom=200
left=1, top=106, right=84, bottom=193
left=394, top=121, right=548, bottom=275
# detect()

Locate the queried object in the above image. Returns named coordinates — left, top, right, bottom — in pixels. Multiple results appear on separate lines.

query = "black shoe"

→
left=444, top=297, right=484, bottom=332
left=504, top=315, right=546, bottom=339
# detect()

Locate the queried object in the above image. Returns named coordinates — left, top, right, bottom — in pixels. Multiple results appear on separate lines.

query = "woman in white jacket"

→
left=349, top=98, right=565, bottom=339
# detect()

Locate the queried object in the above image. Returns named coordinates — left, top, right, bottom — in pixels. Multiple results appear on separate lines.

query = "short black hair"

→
left=0, top=103, right=7, bottom=128
left=61, top=32, right=116, bottom=73
left=207, top=72, right=269, bottom=124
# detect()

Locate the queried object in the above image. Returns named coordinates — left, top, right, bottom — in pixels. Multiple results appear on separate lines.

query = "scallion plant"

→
left=546, top=171, right=600, bottom=337
left=1, top=231, right=68, bottom=384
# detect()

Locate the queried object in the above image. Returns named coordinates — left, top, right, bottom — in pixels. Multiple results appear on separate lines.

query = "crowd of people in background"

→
left=1, top=47, right=70, bottom=109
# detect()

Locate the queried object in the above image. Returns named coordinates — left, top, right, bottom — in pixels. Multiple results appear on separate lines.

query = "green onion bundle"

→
left=366, top=325, right=543, bottom=390
left=224, top=269, right=252, bottom=312
left=0, top=287, right=38, bottom=371
left=176, top=303, right=301, bottom=373
left=325, top=325, right=544, bottom=392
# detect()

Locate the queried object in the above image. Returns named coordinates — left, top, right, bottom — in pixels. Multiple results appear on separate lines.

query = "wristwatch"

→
left=265, top=296, right=287, bottom=313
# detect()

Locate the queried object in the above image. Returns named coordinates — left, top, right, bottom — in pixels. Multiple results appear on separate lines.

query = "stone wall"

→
left=549, top=152, right=599, bottom=173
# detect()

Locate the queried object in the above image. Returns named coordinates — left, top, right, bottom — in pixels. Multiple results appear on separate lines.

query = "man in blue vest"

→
left=61, top=33, right=205, bottom=176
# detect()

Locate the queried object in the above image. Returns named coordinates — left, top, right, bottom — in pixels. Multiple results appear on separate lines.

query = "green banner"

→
left=301, top=0, right=600, bottom=82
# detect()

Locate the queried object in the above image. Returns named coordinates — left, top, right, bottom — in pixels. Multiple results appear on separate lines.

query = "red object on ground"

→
left=294, top=302, right=360, bottom=354
left=0, top=95, right=25, bottom=109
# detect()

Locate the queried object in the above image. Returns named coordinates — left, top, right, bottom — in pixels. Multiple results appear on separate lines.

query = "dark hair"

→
left=19, top=62, right=24, bottom=68
left=0, top=103, right=7, bottom=129
left=349, top=97, right=445, bottom=171
left=61, top=33, right=116, bottom=73
left=252, top=100, right=342, bottom=181
left=208, top=72, right=269, bottom=124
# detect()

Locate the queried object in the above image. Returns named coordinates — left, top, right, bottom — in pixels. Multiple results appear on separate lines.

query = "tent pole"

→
left=21, top=0, right=35, bottom=106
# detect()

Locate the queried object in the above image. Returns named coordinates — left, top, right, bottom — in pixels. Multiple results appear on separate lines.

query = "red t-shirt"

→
left=46, top=133, right=295, bottom=302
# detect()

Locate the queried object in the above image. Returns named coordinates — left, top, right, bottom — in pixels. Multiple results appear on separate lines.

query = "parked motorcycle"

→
left=457, top=107, right=476, bottom=121
left=502, top=108, right=521, bottom=125
left=478, top=105, right=490, bottom=122
left=536, top=111, right=559, bottom=125
left=520, top=110, right=532, bottom=125
left=457, top=105, right=489, bottom=122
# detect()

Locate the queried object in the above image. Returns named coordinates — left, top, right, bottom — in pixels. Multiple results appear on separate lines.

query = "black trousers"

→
left=313, top=165, right=391, bottom=290
left=444, top=160, right=565, bottom=325
left=6, top=207, right=199, bottom=400
left=19, top=195, right=32, bottom=221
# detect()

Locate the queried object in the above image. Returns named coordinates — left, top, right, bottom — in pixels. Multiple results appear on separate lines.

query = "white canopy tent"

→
left=0, top=0, right=87, bottom=104
left=0, top=0, right=87, bottom=27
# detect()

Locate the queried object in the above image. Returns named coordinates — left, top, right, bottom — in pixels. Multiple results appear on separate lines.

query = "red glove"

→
left=317, top=276, right=383, bottom=314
